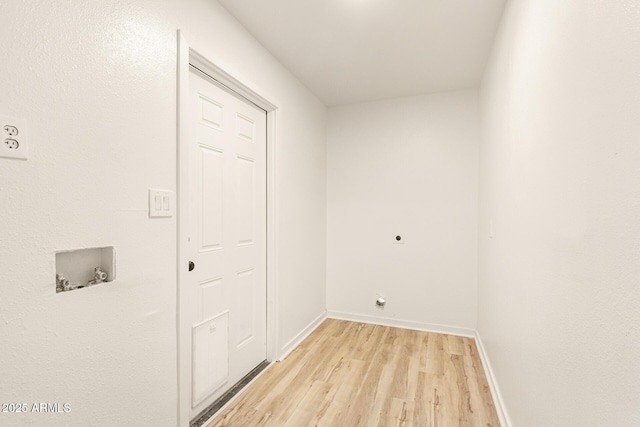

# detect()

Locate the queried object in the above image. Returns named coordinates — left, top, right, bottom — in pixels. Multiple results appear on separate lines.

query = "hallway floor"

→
left=206, top=319, right=499, bottom=426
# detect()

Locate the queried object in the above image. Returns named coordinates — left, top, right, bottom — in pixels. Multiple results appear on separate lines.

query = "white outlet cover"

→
left=0, top=114, right=28, bottom=160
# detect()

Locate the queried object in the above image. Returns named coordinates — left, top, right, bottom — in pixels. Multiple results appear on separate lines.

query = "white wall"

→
left=0, top=1, right=326, bottom=426
left=327, top=91, right=479, bottom=332
left=479, top=1, right=640, bottom=425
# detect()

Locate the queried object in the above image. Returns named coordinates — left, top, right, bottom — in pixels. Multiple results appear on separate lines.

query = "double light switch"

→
left=149, top=189, right=174, bottom=218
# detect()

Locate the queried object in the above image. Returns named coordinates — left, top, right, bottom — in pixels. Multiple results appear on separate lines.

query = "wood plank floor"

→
left=205, top=319, right=500, bottom=427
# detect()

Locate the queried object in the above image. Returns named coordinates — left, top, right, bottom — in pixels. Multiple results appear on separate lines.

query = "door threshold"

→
left=190, top=360, right=270, bottom=427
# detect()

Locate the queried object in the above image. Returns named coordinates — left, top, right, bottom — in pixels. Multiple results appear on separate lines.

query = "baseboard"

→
left=326, top=310, right=476, bottom=338
left=277, top=310, right=327, bottom=362
left=474, top=330, right=511, bottom=427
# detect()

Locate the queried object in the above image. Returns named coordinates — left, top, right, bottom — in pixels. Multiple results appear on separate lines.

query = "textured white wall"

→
left=0, top=1, right=325, bottom=426
left=479, top=0, right=640, bottom=425
left=327, top=90, right=479, bottom=331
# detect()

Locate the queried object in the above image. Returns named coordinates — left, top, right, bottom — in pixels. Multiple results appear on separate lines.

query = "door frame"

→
left=176, top=30, right=279, bottom=426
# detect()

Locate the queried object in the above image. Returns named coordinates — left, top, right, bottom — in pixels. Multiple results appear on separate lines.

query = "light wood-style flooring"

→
left=206, top=319, right=500, bottom=427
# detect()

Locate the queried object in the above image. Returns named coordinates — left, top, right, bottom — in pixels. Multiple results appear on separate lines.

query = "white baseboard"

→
left=474, top=330, right=511, bottom=427
left=277, top=310, right=327, bottom=362
left=326, top=310, right=476, bottom=338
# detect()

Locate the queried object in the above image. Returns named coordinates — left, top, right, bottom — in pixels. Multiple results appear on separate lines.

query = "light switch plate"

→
left=0, top=114, right=28, bottom=160
left=149, top=189, right=174, bottom=218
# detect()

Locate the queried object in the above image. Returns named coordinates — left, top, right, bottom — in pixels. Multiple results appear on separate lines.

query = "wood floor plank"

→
left=205, top=319, right=500, bottom=427
left=448, top=334, right=465, bottom=356
left=412, top=372, right=429, bottom=427
left=425, top=333, right=445, bottom=376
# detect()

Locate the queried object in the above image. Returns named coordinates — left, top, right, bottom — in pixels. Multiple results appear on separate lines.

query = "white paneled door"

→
left=184, top=67, right=267, bottom=420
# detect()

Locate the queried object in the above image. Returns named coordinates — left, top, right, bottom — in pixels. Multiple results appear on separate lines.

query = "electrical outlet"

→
left=4, top=125, right=18, bottom=137
left=0, top=114, right=28, bottom=160
left=5, top=139, right=19, bottom=149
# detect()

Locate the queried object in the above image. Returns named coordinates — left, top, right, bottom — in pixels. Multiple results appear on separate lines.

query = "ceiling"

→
left=217, top=0, right=507, bottom=106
